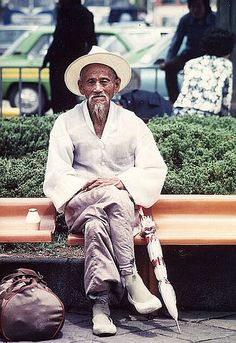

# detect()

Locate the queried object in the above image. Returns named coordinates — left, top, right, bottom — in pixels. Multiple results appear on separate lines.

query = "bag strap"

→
left=0, top=268, right=45, bottom=285
left=0, top=269, right=49, bottom=304
left=14, top=268, right=42, bottom=279
left=3, top=278, right=42, bottom=300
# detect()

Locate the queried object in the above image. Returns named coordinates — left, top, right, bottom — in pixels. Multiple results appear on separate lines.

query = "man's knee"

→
left=105, top=186, right=133, bottom=211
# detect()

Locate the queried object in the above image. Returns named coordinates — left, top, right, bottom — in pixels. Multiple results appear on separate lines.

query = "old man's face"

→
left=78, top=63, right=121, bottom=120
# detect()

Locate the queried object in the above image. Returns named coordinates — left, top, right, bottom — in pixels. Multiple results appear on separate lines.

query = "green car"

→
left=0, top=25, right=161, bottom=115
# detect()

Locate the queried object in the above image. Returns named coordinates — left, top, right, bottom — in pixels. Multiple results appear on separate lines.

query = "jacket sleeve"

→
left=166, top=15, right=186, bottom=61
left=86, top=12, right=98, bottom=48
left=119, top=123, right=167, bottom=208
left=42, top=8, right=67, bottom=67
left=41, top=28, right=59, bottom=67
left=43, top=116, right=87, bottom=212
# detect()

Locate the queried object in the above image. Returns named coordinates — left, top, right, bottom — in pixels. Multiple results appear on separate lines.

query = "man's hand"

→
left=81, top=178, right=124, bottom=192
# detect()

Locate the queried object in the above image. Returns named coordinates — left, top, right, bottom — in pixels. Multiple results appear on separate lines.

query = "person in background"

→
left=173, top=28, right=235, bottom=117
left=160, top=0, right=216, bottom=104
left=41, top=0, right=97, bottom=114
left=43, top=46, right=167, bottom=336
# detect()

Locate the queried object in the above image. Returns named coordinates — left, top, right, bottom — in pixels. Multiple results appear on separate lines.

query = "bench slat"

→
left=68, top=227, right=236, bottom=246
left=0, top=230, right=52, bottom=243
left=152, top=194, right=236, bottom=215
left=67, top=233, right=147, bottom=246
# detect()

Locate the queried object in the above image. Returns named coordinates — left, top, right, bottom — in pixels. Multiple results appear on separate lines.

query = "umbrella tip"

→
left=175, top=320, right=181, bottom=334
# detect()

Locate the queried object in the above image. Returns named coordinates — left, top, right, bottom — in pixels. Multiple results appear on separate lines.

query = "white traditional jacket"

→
left=43, top=101, right=167, bottom=212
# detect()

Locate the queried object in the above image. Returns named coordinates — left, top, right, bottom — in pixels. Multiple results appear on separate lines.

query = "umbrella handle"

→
left=138, top=206, right=144, bottom=217
left=175, top=320, right=181, bottom=334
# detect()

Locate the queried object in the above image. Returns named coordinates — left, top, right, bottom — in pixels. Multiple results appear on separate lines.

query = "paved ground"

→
left=2, top=310, right=236, bottom=343
left=1, top=256, right=236, bottom=342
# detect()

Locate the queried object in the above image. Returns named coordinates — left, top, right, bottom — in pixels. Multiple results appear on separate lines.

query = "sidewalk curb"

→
left=0, top=256, right=90, bottom=311
left=1, top=245, right=236, bottom=312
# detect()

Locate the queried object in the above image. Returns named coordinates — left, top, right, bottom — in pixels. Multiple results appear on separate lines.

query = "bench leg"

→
left=135, top=245, right=149, bottom=288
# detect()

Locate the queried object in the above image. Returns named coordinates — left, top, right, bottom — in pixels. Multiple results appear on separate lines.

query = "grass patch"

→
left=0, top=232, right=84, bottom=258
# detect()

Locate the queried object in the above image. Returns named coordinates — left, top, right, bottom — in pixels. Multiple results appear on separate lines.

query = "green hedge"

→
left=0, top=115, right=57, bottom=158
left=0, top=150, right=47, bottom=197
left=0, top=115, right=235, bottom=197
left=149, top=115, right=236, bottom=194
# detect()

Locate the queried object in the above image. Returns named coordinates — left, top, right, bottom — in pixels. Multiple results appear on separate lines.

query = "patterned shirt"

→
left=173, top=55, right=233, bottom=116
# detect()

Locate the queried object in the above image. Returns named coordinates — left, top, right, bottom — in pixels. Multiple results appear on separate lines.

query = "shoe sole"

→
left=128, top=293, right=162, bottom=314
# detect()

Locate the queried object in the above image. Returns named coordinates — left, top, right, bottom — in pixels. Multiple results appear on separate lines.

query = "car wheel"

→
left=8, top=84, right=47, bottom=116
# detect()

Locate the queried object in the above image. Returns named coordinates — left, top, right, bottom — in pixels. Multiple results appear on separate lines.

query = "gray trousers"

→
left=65, top=185, right=137, bottom=303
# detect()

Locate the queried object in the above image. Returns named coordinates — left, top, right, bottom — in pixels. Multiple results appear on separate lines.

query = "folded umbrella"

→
left=139, top=208, right=181, bottom=333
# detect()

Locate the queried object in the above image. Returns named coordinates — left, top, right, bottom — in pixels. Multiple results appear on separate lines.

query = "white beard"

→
left=92, top=103, right=106, bottom=122
left=89, top=94, right=109, bottom=122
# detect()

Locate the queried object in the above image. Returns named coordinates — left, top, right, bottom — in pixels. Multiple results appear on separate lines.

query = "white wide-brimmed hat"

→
left=64, top=46, right=132, bottom=96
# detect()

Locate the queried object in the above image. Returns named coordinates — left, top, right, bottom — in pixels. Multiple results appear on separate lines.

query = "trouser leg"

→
left=105, top=186, right=135, bottom=275
left=164, top=52, right=196, bottom=104
left=165, top=66, right=180, bottom=104
left=84, top=218, right=121, bottom=298
left=65, top=186, right=136, bottom=301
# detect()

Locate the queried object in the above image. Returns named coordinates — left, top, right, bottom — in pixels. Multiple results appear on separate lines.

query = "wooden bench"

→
left=0, top=198, right=56, bottom=243
left=67, top=194, right=236, bottom=294
left=1, top=195, right=236, bottom=294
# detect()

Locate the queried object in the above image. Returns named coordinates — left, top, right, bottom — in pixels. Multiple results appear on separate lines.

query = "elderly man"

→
left=44, top=46, right=167, bottom=336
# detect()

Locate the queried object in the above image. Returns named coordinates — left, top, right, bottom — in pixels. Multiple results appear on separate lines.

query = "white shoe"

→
left=128, top=293, right=162, bottom=314
left=92, top=303, right=117, bottom=336
left=125, top=272, right=162, bottom=314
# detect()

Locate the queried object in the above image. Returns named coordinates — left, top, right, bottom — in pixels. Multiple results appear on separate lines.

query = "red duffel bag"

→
left=0, top=268, right=65, bottom=341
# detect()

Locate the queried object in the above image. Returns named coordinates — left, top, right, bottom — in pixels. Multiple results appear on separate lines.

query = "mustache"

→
left=88, top=93, right=109, bottom=102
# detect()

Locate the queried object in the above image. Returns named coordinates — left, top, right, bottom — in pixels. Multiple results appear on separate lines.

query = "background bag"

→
left=120, top=89, right=173, bottom=122
left=0, top=268, right=65, bottom=341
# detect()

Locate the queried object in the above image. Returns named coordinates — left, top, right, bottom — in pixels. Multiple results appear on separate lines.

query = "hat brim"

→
left=64, top=52, right=132, bottom=96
